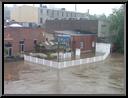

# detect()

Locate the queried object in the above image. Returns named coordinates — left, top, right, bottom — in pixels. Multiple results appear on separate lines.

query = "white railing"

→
left=24, top=43, right=111, bottom=69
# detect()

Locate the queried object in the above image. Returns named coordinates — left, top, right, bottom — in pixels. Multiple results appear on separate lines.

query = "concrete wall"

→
left=98, top=20, right=110, bottom=38
left=96, top=43, right=111, bottom=54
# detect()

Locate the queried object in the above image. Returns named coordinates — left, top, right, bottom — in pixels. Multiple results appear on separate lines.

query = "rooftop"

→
left=55, top=30, right=97, bottom=36
left=9, top=23, right=23, bottom=27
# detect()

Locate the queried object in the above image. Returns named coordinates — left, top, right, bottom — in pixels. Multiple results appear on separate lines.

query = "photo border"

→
left=1, top=1, right=127, bottom=96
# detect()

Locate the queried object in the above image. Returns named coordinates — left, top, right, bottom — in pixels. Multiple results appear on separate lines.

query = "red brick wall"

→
left=4, top=27, right=45, bottom=55
left=71, top=35, right=96, bottom=52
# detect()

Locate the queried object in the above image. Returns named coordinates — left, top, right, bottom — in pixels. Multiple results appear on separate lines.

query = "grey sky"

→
left=4, top=4, right=122, bottom=16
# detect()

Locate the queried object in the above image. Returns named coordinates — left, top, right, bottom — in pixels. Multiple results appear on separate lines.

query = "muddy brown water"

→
left=4, top=53, right=125, bottom=94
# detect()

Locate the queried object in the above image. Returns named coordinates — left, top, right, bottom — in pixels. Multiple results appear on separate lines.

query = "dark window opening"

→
left=102, top=24, right=106, bottom=27
left=5, top=44, right=12, bottom=57
left=19, top=44, right=24, bottom=52
left=40, top=18, right=42, bottom=23
left=57, top=11, right=59, bottom=16
left=40, top=9, right=43, bottom=13
left=62, top=12, right=64, bottom=17
left=8, top=48, right=12, bottom=56
left=47, top=10, right=49, bottom=15
left=66, top=13, right=68, bottom=17
left=19, top=40, right=24, bottom=44
left=19, top=40, right=24, bottom=52
left=5, top=42, right=12, bottom=47
left=34, top=40, right=37, bottom=45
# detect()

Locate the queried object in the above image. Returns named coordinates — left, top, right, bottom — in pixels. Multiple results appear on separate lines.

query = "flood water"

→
left=4, top=53, right=125, bottom=94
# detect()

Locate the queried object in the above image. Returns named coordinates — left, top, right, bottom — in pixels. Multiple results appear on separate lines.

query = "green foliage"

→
left=89, top=14, right=98, bottom=20
left=108, top=5, right=124, bottom=53
left=46, top=52, right=57, bottom=60
left=89, top=13, right=107, bottom=21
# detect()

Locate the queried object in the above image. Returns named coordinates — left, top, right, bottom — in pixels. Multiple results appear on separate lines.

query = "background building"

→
left=10, top=5, right=39, bottom=24
left=10, top=5, right=89, bottom=26
left=4, top=6, right=11, bottom=20
left=45, top=20, right=98, bottom=33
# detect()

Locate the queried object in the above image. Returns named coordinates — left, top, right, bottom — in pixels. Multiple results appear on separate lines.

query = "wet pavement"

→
left=4, top=53, right=125, bottom=94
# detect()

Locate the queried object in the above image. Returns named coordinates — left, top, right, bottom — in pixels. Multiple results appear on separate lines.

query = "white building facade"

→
left=11, top=5, right=89, bottom=26
left=39, top=6, right=89, bottom=24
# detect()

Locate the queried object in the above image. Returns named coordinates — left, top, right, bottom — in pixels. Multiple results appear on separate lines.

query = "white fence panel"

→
left=59, top=62, right=64, bottom=68
left=81, top=59, right=86, bottom=64
left=96, top=43, right=111, bottom=54
left=45, top=60, right=51, bottom=67
left=68, top=61, right=72, bottom=67
left=73, top=60, right=80, bottom=66
left=33, top=57, right=37, bottom=63
left=52, top=61, right=58, bottom=68
left=37, top=58, right=42, bottom=65
left=71, top=60, right=74, bottom=66
left=24, top=43, right=111, bottom=69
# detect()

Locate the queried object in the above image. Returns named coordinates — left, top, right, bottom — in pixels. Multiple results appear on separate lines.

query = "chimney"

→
left=87, top=9, right=89, bottom=14
left=40, top=4, right=42, bottom=8
left=75, top=4, right=77, bottom=12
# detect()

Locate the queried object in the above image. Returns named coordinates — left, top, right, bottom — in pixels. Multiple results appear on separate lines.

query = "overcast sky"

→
left=4, top=4, right=122, bottom=16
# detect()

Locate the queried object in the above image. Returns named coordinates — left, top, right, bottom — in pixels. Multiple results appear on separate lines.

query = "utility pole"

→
left=57, top=34, right=59, bottom=62
left=40, top=4, right=42, bottom=8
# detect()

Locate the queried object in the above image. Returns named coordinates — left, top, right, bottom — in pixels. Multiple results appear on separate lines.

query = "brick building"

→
left=4, top=27, right=45, bottom=57
left=55, top=30, right=97, bottom=54
left=45, top=20, right=98, bottom=34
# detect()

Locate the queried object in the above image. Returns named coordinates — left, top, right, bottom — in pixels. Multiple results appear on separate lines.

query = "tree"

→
left=98, top=14, right=107, bottom=21
left=108, top=5, right=124, bottom=53
left=89, top=14, right=98, bottom=20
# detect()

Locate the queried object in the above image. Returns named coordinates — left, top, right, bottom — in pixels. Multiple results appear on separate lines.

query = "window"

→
left=71, top=13, right=73, bottom=17
left=34, top=39, right=37, bottom=45
left=102, top=24, right=106, bottom=27
left=57, top=11, right=59, bottom=16
left=40, top=18, right=42, bottom=23
left=5, top=43, right=12, bottom=57
left=62, top=12, right=64, bottom=17
left=52, top=11, right=54, bottom=17
left=47, top=10, right=49, bottom=15
left=74, top=13, right=76, bottom=17
left=19, top=40, right=24, bottom=53
left=68, top=13, right=70, bottom=17
left=40, top=9, right=43, bottom=14
left=8, top=47, right=12, bottom=56
left=80, top=42, right=84, bottom=49
left=66, top=13, right=68, bottom=17
left=92, top=41, right=95, bottom=47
